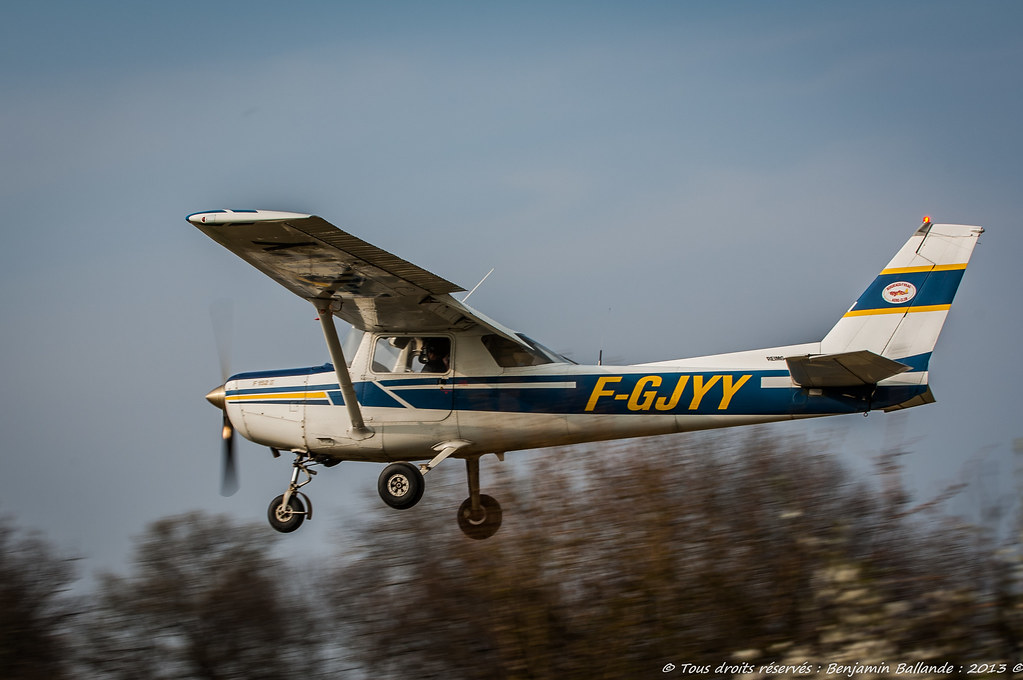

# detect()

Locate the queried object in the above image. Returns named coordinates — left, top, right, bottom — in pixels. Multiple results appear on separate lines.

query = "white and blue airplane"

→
left=191, top=211, right=982, bottom=539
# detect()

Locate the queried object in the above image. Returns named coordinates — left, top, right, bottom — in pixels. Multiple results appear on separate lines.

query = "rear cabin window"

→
left=481, top=334, right=553, bottom=368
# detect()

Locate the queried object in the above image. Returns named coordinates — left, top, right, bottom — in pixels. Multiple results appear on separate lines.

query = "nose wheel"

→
left=268, top=493, right=307, bottom=533
left=267, top=453, right=317, bottom=534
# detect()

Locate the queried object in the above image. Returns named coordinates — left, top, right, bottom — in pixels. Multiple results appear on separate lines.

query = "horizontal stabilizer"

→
left=786, top=350, right=910, bottom=388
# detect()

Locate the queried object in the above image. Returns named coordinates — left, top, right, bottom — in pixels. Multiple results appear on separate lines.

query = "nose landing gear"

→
left=267, top=453, right=318, bottom=533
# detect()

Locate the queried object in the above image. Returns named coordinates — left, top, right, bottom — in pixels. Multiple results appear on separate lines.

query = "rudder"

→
left=821, top=219, right=983, bottom=368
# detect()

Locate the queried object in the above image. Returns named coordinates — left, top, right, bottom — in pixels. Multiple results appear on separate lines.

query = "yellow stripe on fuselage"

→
left=226, top=391, right=328, bottom=402
left=843, top=304, right=950, bottom=318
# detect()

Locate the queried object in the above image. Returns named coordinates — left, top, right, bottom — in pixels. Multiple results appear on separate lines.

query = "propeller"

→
left=220, top=411, right=239, bottom=496
left=209, top=300, right=239, bottom=496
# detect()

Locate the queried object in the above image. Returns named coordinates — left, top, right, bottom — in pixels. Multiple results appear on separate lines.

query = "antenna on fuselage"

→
left=597, top=305, right=611, bottom=366
left=462, top=268, right=495, bottom=303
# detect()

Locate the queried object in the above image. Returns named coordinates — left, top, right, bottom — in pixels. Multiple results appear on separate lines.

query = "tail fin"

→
left=821, top=219, right=983, bottom=368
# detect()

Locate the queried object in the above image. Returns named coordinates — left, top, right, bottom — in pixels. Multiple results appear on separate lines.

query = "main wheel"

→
left=378, top=462, right=425, bottom=510
left=457, top=494, right=502, bottom=540
left=267, top=494, right=306, bottom=533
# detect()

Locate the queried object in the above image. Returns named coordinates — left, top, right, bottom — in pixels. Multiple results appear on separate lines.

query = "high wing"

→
left=188, top=209, right=521, bottom=340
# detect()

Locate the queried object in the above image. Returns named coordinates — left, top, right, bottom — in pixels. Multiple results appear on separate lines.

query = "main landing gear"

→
left=375, top=441, right=503, bottom=540
left=378, top=462, right=425, bottom=510
left=266, top=449, right=503, bottom=540
left=376, top=455, right=502, bottom=540
left=456, top=456, right=502, bottom=540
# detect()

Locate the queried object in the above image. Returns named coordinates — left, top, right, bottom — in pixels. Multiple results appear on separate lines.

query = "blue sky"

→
left=2, top=1, right=1021, bottom=577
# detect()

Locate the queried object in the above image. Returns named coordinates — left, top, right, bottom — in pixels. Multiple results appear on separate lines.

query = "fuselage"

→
left=224, top=327, right=930, bottom=463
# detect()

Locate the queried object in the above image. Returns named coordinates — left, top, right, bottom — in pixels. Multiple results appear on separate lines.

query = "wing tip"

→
left=187, top=209, right=313, bottom=225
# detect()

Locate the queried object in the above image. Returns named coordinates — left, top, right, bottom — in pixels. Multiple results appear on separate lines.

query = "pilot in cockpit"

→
left=420, top=338, right=450, bottom=373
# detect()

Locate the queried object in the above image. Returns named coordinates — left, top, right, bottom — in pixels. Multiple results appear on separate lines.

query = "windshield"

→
left=517, top=334, right=576, bottom=364
left=481, top=333, right=575, bottom=367
left=341, top=328, right=364, bottom=368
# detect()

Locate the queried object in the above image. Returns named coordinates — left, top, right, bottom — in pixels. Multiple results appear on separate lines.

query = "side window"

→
left=372, top=336, right=451, bottom=374
left=481, top=334, right=552, bottom=367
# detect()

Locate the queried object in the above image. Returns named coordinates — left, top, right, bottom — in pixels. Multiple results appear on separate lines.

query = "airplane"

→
left=190, top=210, right=982, bottom=539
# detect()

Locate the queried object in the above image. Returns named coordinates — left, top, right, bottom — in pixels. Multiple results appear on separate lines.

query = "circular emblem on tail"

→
left=882, top=281, right=916, bottom=304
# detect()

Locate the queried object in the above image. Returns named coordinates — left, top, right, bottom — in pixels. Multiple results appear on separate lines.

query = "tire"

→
left=267, top=494, right=306, bottom=533
left=457, top=494, right=502, bottom=540
left=378, top=462, right=425, bottom=510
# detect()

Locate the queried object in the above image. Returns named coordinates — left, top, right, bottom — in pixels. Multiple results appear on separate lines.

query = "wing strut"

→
left=312, top=299, right=373, bottom=440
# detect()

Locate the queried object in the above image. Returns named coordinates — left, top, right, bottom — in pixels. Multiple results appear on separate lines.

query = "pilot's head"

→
left=424, top=338, right=449, bottom=357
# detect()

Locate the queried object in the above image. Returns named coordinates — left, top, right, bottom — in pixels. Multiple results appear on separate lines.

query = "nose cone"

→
left=205, top=384, right=226, bottom=410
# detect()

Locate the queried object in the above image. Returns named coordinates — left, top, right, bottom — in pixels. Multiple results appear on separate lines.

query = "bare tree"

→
left=328, top=431, right=1020, bottom=679
left=0, top=521, right=79, bottom=680
left=7, top=431, right=1017, bottom=679
left=78, top=512, right=326, bottom=680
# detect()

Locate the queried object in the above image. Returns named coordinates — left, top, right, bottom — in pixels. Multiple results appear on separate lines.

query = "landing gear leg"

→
left=267, top=453, right=317, bottom=533
left=457, top=456, right=502, bottom=540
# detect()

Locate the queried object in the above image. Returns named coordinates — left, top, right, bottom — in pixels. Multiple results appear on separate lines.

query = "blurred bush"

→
left=4, top=431, right=1021, bottom=678
left=329, top=432, right=1023, bottom=678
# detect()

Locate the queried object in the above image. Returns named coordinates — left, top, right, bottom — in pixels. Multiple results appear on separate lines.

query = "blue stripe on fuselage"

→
left=227, top=368, right=928, bottom=416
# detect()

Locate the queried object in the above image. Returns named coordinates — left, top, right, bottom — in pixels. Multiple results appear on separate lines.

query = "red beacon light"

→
left=922, top=215, right=932, bottom=225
